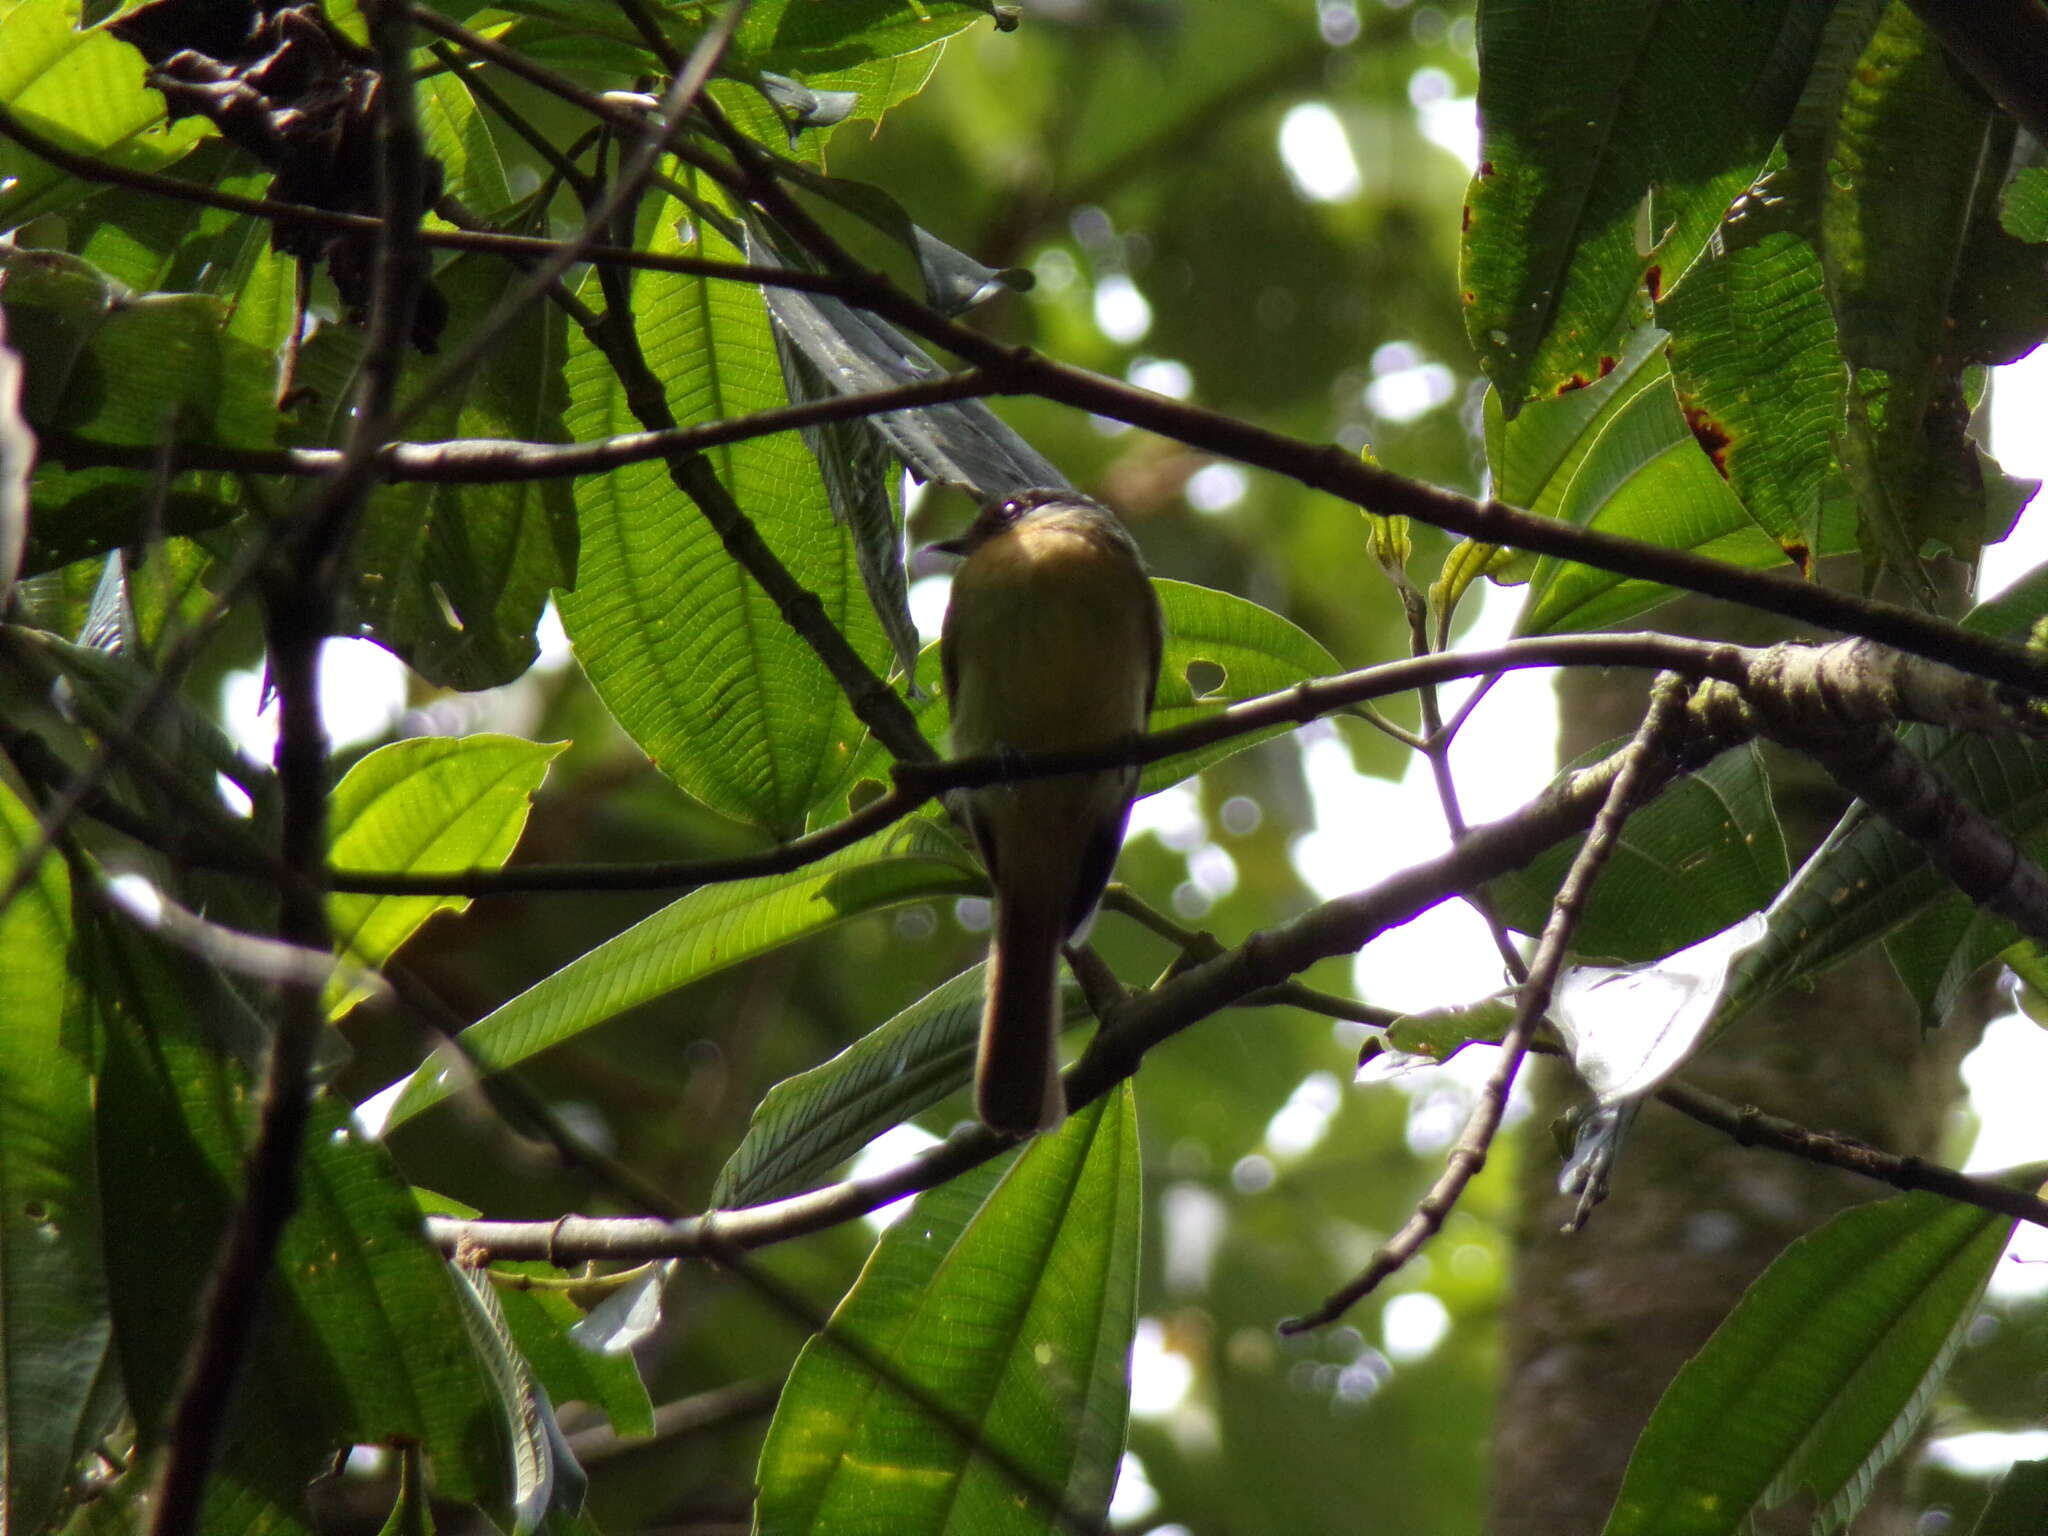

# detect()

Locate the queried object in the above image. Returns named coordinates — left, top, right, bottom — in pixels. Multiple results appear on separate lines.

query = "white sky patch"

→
left=1129, top=356, right=1194, bottom=400
left=1381, top=1290, right=1451, bottom=1363
left=847, top=1121, right=943, bottom=1232
left=1264, top=1070, right=1343, bottom=1160
left=1129, top=1317, right=1196, bottom=1419
left=1292, top=582, right=1557, bottom=1013
left=1970, top=349, right=2048, bottom=1300
left=218, top=636, right=410, bottom=761
left=1923, top=1428, right=2048, bottom=1476
left=1161, top=1181, right=1229, bottom=1294
left=1417, top=92, right=1481, bottom=174
left=1108, top=1452, right=1161, bottom=1525
left=1278, top=102, right=1363, bottom=204
left=1093, top=274, right=1153, bottom=345
left=1185, top=462, right=1249, bottom=513
left=1980, top=346, right=2048, bottom=598
left=1129, top=778, right=1206, bottom=852
left=1366, top=362, right=1458, bottom=423
left=1961, top=1013, right=2048, bottom=1300
left=533, top=598, right=573, bottom=672
left=908, top=572, right=952, bottom=648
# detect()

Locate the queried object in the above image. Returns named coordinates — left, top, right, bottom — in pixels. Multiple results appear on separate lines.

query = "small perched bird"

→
left=938, top=490, right=1163, bottom=1137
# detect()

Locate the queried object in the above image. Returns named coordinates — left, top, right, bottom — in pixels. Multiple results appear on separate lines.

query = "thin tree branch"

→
left=425, top=705, right=1760, bottom=1265
left=1650, top=1077, right=2048, bottom=1228
left=34, top=372, right=996, bottom=483
left=1282, top=671, right=1696, bottom=1332
left=0, top=104, right=855, bottom=295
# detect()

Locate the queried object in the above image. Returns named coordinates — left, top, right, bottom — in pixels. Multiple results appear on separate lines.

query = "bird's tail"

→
left=975, top=891, right=1066, bottom=1137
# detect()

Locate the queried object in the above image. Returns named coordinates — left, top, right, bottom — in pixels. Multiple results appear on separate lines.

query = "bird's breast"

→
left=945, top=522, right=1156, bottom=756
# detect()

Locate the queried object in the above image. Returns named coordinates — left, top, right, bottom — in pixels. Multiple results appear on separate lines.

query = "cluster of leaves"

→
left=3, top=0, right=2048, bottom=1533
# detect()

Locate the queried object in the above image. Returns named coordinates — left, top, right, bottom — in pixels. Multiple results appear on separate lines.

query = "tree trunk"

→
left=1486, top=590, right=1985, bottom=1535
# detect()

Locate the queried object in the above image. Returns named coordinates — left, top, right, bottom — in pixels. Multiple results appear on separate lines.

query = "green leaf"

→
left=375, top=1446, right=437, bottom=1536
left=737, top=0, right=991, bottom=81
left=382, top=818, right=981, bottom=1128
left=1791, top=1, right=2002, bottom=575
left=0, top=0, right=206, bottom=228
left=1144, top=578, right=1342, bottom=795
left=287, top=255, right=581, bottom=689
left=1882, top=893, right=2017, bottom=1031
left=556, top=189, right=887, bottom=835
left=1970, top=1458, right=2048, bottom=1536
left=1461, top=0, right=1832, bottom=407
left=1487, top=741, right=1786, bottom=963
left=713, top=962, right=993, bottom=1209
left=2000, top=168, right=2048, bottom=244
left=1486, top=326, right=1671, bottom=518
left=91, top=920, right=513, bottom=1522
left=754, top=1084, right=1140, bottom=1536
left=1658, top=164, right=1842, bottom=565
left=1602, top=1191, right=2013, bottom=1536
left=0, top=781, right=114, bottom=1536
left=326, top=735, right=567, bottom=1016
left=1515, top=371, right=1784, bottom=634
left=1, top=246, right=279, bottom=452
left=492, top=1274, right=655, bottom=1441
left=416, top=67, right=514, bottom=222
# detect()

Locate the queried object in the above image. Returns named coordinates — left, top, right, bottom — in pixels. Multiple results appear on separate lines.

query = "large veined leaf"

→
left=754, top=1084, right=1140, bottom=1536
left=1461, top=0, right=1832, bottom=408
left=2003, top=169, right=2048, bottom=244
left=381, top=818, right=982, bottom=1129
left=1143, top=578, right=1342, bottom=795
left=0, top=781, right=113, bottom=1536
left=91, top=918, right=515, bottom=1527
left=0, top=0, right=206, bottom=229
left=326, top=735, right=566, bottom=1016
left=1514, top=371, right=1785, bottom=635
left=1602, top=1191, right=2015, bottom=1536
left=415, top=65, right=515, bottom=222
left=1486, top=740, right=1785, bottom=964
left=412, top=1192, right=654, bottom=1441
left=710, top=963, right=1055, bottom=1210
left=1486, top=325, right=1670, bottom=519
left=1790, top=0, right=2003, bottom=575
left=1657, top=158, right=1843, bottom=565
left=556, top=188, right=888, bottom=836
left=0, top=246, right=280, bottom=454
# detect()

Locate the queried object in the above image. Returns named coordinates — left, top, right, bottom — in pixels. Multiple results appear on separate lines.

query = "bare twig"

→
left=1281, top=671, right=1697, bottom=1332
left=37, top=372, right=997, bottom=484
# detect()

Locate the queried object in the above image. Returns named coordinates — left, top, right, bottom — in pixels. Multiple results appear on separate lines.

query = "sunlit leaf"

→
left=0, top=0, right=206, bottom=228
left=1602, top=1191, right=2014, bottom=1536
left=754, top=1084, right=1140, bottom=1536
left=0, top=780, right=113, bottom=1536
left=382, top=818, right=982, bottom=1128
left=557, top=189, right=887, bottom=834
left=326, top=735, right=566, bottom=1016
left=1462, top=0, right=1831, bottom=407
left=711, top=962, right=1057, bottom=1209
